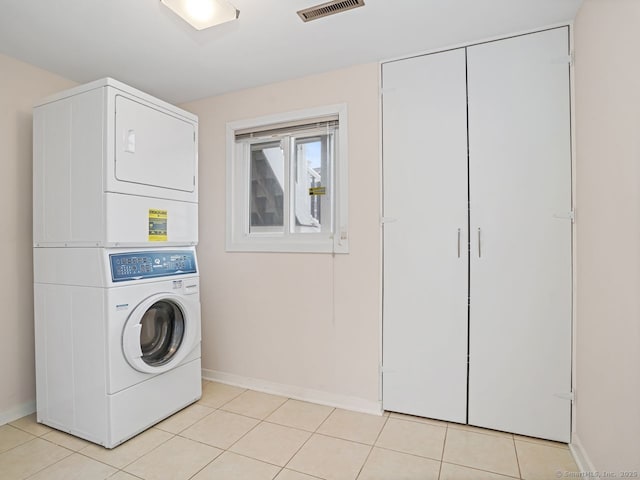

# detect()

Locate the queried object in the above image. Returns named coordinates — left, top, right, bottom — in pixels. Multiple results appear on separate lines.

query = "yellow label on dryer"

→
left=148, top=209, right=167, bottom=241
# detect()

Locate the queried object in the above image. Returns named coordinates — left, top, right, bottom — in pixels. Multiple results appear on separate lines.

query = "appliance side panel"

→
left=70, top=89, right=105, bottom=244
left=33, top=283, right=51, bottom=424
left=72, top=287, right=108, bottom=443
left=34, top=100, right=72, bottom=245
left=33, top=108, right=45, bottom=245
left=33, top=88, right=105, bottom=246
left=36, top=284, right=75, bottom=427
left=34, top=284, right=108, bottom=443
left=33, top=248, right=108, bottom=287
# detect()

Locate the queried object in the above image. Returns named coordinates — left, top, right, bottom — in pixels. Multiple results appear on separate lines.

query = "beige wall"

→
left=0, top=55, right=381, bottom=420
left=574, top=0, right=640, bottom=471
left=9, top=17, right=636, bottom=469
left=0, top=53, right=75, bottom=422
left=182, top=63, right=381, bottom=410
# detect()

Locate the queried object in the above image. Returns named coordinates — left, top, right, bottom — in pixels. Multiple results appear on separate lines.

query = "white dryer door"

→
left=123, top=294, right=197, bottom=374
left=115, top=95, right=196, bottom=193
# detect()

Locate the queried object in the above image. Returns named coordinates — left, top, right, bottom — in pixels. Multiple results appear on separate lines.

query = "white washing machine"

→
left=33, top=77, right=199, bottom=247
left=34, top=247, right=201, bottom=448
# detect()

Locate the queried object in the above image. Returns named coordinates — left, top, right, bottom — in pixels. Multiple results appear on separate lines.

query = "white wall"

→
left=573, top=0, right=640, bottom=471
left=182, top=63, right=381, bottom=411
left=0, top=53, right=75, bottom=423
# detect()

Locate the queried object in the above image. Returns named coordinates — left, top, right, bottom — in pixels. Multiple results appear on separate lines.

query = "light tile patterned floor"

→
left=0, top=381, right=579, bottom=480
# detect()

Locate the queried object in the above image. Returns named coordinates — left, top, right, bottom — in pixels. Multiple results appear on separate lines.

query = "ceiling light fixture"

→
left=160, top=0, right=239, bottom=30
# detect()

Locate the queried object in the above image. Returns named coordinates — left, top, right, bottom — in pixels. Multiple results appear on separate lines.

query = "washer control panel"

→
left=110, top=250, right=197, bottom=282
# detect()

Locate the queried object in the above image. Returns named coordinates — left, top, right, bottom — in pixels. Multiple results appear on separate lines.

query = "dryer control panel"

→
left=110, top=250, right=197, bottom=282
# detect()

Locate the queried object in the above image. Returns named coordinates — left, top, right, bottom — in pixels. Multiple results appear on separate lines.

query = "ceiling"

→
left=0, top=0, right=583, bottom=104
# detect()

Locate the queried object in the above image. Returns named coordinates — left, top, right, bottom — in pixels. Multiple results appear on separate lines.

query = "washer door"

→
left=123, top=294, right=196, bottom=374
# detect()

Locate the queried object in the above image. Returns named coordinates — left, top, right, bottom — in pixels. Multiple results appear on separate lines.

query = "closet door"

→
left=467, top=28, right=572, bottom=441
left=382, top=49, right=469, bottom=422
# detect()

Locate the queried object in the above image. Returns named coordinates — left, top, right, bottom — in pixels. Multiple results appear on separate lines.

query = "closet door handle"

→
left=477, top=227, right=482, bottom=258
left=457, top=228, right=461, bottom=258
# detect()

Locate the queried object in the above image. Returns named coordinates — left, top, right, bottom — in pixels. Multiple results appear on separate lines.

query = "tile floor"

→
left=0, top=380, right=579, bottom=480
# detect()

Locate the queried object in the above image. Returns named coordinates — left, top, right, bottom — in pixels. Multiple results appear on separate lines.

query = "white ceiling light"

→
left=160, top=0, right=239, bottom=30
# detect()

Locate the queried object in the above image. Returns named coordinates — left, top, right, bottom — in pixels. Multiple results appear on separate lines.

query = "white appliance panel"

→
left=33, top=79, right=202, bottom=448
left=34, top=284, right=108, bottom=441
left=34, top=247, right=202, bottom=448
left=33, top=78, right=198, bottom=247
left=33, top=89, right=105, bottom=245
left=33, top=247, right=199, bottom=288
left=109, top=359, right=201, bottom=448
left=467, top=28, right=572, bottom=442
left=106, top=278, right=201, bottom=394
left=105, top=193, right=198, bottom=246
left=382, top=48, right=469, bottom=423
left=114, top=95, right=196, bottom=193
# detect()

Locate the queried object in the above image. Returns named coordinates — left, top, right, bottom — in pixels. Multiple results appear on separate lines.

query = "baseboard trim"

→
left=0, top=401, right=36, bottom=426
left=202, top=369, right=382, bottom=416
left=570, top=432, right=599, bottom=477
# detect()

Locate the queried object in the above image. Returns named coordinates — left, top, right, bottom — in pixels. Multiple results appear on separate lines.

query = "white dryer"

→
left=33, top=78, right=199, bottom=247
left=34, top=247, right=201, bottom=448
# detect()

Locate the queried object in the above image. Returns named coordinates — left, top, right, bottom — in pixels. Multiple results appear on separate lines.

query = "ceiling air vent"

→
left=297, top=0, right=365, bottom=22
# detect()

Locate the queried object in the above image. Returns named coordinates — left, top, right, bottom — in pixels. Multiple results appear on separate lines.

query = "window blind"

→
left=235, top=116, right=338, bottom=141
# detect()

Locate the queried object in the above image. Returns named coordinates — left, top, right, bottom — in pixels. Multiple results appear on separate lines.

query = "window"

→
left=226, top=105, right=348, bottom=253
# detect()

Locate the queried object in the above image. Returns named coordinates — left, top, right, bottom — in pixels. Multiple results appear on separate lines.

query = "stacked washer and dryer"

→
left=33, top=78, right=202, bottom=448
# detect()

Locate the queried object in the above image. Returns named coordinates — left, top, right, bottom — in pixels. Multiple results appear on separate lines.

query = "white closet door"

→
left=467, top=28, right=572, bottom=441
left=382, top=49, right=469, bottom=423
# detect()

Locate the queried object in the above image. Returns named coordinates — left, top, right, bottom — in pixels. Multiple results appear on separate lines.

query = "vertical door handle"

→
left=477, top=227, right=482, bottom=258
left=125, top=129, right=136, bottom=153
left=457, top=228, right=461, bottom=258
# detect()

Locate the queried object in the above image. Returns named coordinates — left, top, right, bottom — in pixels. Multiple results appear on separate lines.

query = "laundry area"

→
left=32, top=78, right=202, bottom=448
left=0, top=1, right=639, bottom=479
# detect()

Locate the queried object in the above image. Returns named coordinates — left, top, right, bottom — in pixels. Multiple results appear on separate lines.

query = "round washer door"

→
left=122, top=293, right=197, bottom=374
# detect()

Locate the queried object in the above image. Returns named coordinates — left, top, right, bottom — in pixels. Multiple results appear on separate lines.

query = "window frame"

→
left=226, top=104, right=349, bottom=253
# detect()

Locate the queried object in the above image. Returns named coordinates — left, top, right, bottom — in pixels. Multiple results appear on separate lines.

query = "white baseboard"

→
left=570, top=432, right=599, bottom=477
left=0, top=401, right=36, bottom=426
left=202, top=369, right=382, bottom=416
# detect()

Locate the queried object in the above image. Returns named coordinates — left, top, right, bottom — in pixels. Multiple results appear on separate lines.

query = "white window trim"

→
left=226, top=104, right=349, bottom=254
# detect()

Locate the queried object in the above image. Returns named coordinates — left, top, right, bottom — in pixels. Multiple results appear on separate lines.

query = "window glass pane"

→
left=228, top=109, right=346, bottom=252
left=292, top=134, right=331, bottom=234
left=250, top=142, right=284, bottom=233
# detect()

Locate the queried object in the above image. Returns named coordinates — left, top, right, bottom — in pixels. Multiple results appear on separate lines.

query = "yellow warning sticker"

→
left=309, top=186, right=326, bottom=196
left=148, top=209, right=167, bottom=241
